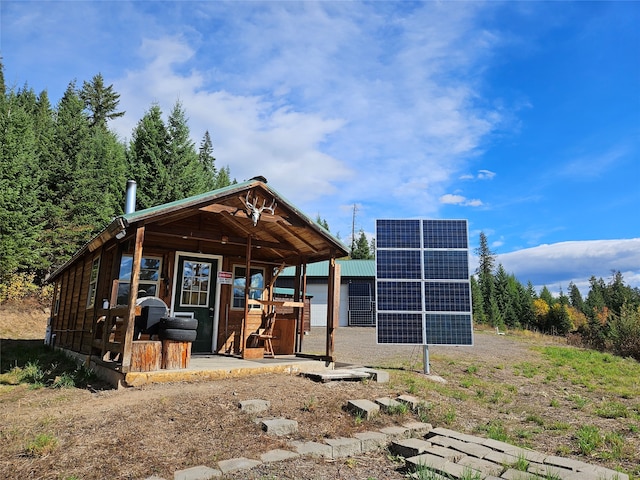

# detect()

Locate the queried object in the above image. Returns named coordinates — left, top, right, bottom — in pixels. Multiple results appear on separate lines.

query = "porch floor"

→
left=121, top=354, right=334, bottom=388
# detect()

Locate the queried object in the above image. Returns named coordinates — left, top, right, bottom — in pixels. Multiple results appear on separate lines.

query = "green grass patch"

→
left=24, top=433, right=58, bottom=457
left=0, top=340, right=102, bottom=390
left=575, top=425, right=602, bottom=455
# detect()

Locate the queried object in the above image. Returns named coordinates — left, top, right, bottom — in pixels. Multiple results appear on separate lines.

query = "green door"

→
left=173, top=255, right=218, bottom=353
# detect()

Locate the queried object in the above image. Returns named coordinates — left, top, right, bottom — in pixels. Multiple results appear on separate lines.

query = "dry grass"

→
left=1, top=303, right=638, bottom=480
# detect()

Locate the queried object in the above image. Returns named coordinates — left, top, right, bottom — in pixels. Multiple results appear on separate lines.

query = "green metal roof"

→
left=281, top=259, right=375, bottom=278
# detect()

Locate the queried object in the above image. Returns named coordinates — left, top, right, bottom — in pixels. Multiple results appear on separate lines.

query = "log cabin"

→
left=46, top=176, right=349, bottom=382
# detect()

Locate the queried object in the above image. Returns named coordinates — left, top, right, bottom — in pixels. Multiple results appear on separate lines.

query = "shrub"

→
left=608, top=303, right=640, bottom=361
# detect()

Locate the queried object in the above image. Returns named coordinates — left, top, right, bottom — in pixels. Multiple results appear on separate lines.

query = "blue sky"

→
left=2, top=1, right=639, bottom=294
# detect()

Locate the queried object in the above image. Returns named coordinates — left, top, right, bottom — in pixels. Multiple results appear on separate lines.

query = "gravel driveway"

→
left=301, top=326, right=556, bottom=369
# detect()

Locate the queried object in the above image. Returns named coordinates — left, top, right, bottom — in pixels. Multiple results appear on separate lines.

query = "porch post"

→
left=121, top=225, right=145, bottom=373
left=325, top=256, right=341, bottom=361
left=240, top=235, right=252, bottom=357
left=294, top=264, right=302, bottom=352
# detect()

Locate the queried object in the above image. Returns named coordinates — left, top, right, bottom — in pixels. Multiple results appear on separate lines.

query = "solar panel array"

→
left=376, top=219, right=473, bottom=346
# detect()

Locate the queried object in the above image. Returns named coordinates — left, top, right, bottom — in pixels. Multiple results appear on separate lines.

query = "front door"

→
left=172, top=254, right=219, bottom=353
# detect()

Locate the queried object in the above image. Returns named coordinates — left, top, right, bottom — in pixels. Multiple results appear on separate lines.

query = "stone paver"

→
left=173, top=465, right=221, bottom=480
left=375, top=396, right=403, bottom=411
left=354, top=431, right=389, bottom=452
left=378, top=425, right=410, bottom=440
left=346, top=398, right=380, bottom=419
left=165, top=396, right=630, bottom=480
left=396, top=394, right=420, bottom=410
left=217, top=457, right=261, bottom=474
left=238, top=399, right=270, bottom=414
left=289, top=440, right=333, bottom=458
left=261, top=417, right=298, bottom=436
left=260, top=449, right=300, bottom=463
left=402, top=421, right=432, bottom=437
left=390, top=438, right=432, bottom=458
left=325, top=437, right=362, bottom=458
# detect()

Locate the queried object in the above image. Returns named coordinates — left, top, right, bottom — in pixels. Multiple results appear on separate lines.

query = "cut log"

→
left=162, top=340, right=192, bottom=369
left=130, top=341, right=162, bottom=372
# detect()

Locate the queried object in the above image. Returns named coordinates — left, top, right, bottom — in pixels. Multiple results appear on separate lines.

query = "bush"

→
left=609, top=303, right=640, bottom=361
left=0, top=272, right=52, bottom=306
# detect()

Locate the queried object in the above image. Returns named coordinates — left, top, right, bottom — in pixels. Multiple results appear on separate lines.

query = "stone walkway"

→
left=145, top=392, right=628, bottom=480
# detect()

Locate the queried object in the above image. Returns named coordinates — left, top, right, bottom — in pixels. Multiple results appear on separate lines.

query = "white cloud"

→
left=497, top=238, right=640, bottom=294
left=109, top=2, right=506, bottom=235
left=461, top=169, right=496, bottom=181
left=439, top=194, right=483, bottom=207
left=478, top=169, right=496, bottom=180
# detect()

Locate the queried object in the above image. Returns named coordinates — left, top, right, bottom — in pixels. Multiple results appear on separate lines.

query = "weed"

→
left=411, top=464, right=441, bottom=480
left=595, top=401, right=628, bottom=419
left=568, top=394, right=588, bottom=410
left=387, top=402, right=409, bottom=416
left=24, top=433, right=58, bottom=457
left=602, top=431, right=625, bottom=460
left=354, top=411, right=365, bottom=425
left=575, top=425, right=602, bottom=455
left=301, top=396, right=317, bottom=412
left=460, top=377, right=474, bottom=388
left=511, top=454, right=530, bottom=471
left=52, top=372, right=75, bottom=388
left=475, top=420, right=509, bottom=442
left=19, top=361, right=45, bottom=384
left=547, top=421, right=570, bottom=431
left=443, top=407, right=456, bottom=425
left=525, top=414, right=544, bottom=426
left=549, top=398, right=560, bottom=408
left=475, top=389, right=486, bottom=399
left=466, top=364, right=479, bottom=374
left=415, top=401, right=432, bottom=423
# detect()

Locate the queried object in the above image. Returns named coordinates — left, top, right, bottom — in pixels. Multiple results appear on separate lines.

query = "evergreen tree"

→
left=315, top=214, right=330, bottom=231
left=198, top=130, right=217, bottom=189
left=539, top=285, right=555, bottom=307
left=470, top=275, right=487, bottom=324
left=80, top=73, right=125, bottom=129
left=494, top=264, right=520, bottom=328
left=127, top=104, right=171, bottom=209
left=166, top=100, right=208, bottom=199
left=568, top=282, right=584, bottom=313
left=475, top=232, right=496, bottom=320
left=351, top=229, right=373, bottom=259
left=0, top=87, right=43, bottom=282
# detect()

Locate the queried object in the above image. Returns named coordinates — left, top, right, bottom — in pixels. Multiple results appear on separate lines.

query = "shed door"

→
left=172, top=254, right=219, bottom=353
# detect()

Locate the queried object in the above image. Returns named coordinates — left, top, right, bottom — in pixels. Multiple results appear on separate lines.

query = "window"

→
left=86, top=256, right=101, bottom=308
left=116, top=255, right=162, bottom=305
left=54, top=282, right=61, bottom=315
left=232, top=265, right=264, bottom=309
left=180, top=261, right=211, bottom=307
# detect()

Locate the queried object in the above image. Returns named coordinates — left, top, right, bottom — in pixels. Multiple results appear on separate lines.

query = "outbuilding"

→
left=277, top=259, right=376, bottom=327
left=46, top=177, right=349, bottom=382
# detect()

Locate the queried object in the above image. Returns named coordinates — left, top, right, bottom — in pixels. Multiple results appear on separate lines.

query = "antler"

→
left=242, top=191, right=276, bottom=226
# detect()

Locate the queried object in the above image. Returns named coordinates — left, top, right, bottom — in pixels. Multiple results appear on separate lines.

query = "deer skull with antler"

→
left=243, top=191, right=277, bottom=226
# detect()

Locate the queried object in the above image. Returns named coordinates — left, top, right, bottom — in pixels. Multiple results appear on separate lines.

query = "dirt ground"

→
left=0, top=306, right=638, bottom=480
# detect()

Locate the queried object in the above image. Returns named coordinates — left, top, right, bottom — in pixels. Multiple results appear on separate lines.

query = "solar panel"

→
left=376, top=219, right=473, bottom=346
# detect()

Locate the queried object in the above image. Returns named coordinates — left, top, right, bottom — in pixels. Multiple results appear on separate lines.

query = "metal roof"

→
left=281, top=259, right=375, bottom=278
left=47, top=177, right=349, bottom=282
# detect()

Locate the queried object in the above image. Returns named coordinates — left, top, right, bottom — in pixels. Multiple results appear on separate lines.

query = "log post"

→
left=162, top=340, right=192, bottom=369
left=121, top=226, right=145, bottom=372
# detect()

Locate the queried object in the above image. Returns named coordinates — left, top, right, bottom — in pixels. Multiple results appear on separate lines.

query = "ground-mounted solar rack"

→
left=375, top=219, right=473, bottom=374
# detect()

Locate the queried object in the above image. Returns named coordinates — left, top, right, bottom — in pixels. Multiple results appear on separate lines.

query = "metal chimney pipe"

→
left=125, top=180, right=137, bottom=214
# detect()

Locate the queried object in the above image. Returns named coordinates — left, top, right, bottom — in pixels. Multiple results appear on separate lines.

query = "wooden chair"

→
left=250, top=310, right=277, bottom=358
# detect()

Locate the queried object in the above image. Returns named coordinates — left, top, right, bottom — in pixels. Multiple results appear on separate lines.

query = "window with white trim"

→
left=86, top=256, right=101, bottom=308
left=180, top=260, right=212, bottom=307
left=232, top=265, right=264, bottom=309
left=116, top=255, right=162, bottom=305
